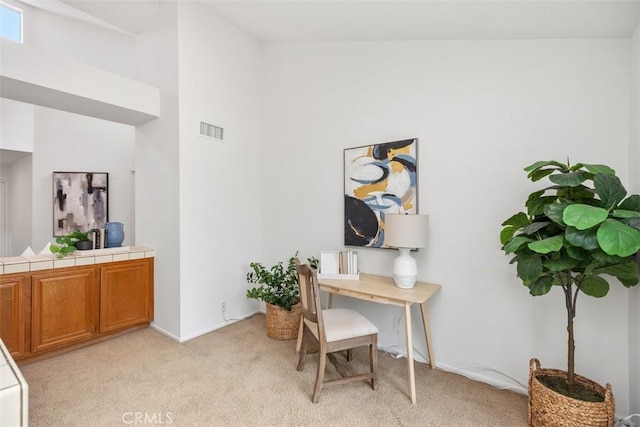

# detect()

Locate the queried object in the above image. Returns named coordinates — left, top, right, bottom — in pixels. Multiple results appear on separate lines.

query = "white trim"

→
left=0, top=181, right=7, bottom=257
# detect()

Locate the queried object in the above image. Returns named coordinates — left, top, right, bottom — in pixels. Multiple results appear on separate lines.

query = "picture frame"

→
left=52, top=172, right=109, bottom=237
left=344, top=138, right=418, bottom=248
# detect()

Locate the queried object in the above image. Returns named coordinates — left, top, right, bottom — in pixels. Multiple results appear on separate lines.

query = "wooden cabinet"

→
left=0, top=256, right=153, bottom=362
left=0, top=274, right=28, bottom=358
left=31, top=267, right=98, bottom=353
left=100, top=259, right=153, bottom=333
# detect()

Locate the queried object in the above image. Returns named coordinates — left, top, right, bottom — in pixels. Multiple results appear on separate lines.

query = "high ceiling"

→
left=25, top=0, right=640, bottom=40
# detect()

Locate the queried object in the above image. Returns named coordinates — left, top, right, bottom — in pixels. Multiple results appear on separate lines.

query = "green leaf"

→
left=528, top=235, right=564, bottom=254
left=594, top=173, right=626, bottom=209
left=593, top=261, right=639, bottom=280
left=597, top=219, right=640, bottom=257
left=528, top=168, right=555, bottom=182
left=517, top=255, right=543, bottom=284
left=500, top=226, right=518, bottom=245
left=521, top=222, right=550, bottom=235
left=619, top=195, right=640, bottom=211
left=583, top=163, right=616, bottom=176
left=544, top=203, right=569, bottom=226
left=591, top=249, right=626, bottom=264
left=527, top=196, right=557, bottom=217
left=619, top=276, right=640, bottom=288
left=620, top=217, right=640, bottom=232
left=579, top=275, right=609, bottom=297
left=565, top=244, right=588, bottom=260
left=612, top=210, right=640, bottom=219
left=529, top=276, right=553, bottom=296
left=503, top=236, right=535, bottom=254
left=543, top=257, right=579, bottom=271
left=524, top=160, right=567, bottom=173
left=501, top=212, right=530, bottom=227
left=563, top=204, right=608, bottom=230
left=549, top=171, right=589, bottom=187
left=565, top=226, right=599, bottom=250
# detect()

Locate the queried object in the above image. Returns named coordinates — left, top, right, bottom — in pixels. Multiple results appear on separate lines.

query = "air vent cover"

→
left=200, top=121, right=224, bottom=141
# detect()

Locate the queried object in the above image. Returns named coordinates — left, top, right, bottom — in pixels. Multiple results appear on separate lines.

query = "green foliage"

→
left=245, top=252, right=319, bottom=311
left=49, top=231, right=91, bottom=258
left=500, top=160, right=640, bottom=391
left=501, top=160, right=640, bottom=296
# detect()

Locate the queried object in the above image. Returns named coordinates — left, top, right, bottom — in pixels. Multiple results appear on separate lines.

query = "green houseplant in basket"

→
left=246, top=252, right=318, bottom=340
left=500, top=160, right=640, bottom=426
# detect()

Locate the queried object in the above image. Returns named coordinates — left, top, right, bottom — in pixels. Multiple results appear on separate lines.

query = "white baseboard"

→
left=177, top=310, right=264, bottom=343
left=149, top=323, right=180, bottom=342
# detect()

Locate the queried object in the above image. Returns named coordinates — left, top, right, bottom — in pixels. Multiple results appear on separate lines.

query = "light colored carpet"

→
left=20, top=314, right=527, bottom=426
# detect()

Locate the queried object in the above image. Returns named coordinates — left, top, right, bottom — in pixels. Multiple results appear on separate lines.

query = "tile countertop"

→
left=0, top=246, right=155, bottom=276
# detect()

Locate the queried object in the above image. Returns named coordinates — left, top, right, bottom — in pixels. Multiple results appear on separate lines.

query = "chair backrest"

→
left=295, top=259, right=325, bottom=341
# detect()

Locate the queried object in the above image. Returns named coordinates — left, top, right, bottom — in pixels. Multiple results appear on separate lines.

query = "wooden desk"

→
left=298, top=273, right=441, bottom=404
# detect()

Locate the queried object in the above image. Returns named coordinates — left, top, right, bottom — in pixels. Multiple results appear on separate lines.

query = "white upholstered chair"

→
left=295, top=259, right=378, bottom=403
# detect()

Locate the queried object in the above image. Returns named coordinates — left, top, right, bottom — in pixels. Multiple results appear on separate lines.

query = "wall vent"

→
left=199, top=121, right=224, bottom=141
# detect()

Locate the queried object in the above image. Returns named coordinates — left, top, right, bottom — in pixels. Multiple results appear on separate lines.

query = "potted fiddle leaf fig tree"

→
left=500, top=160, right=640, bottom=426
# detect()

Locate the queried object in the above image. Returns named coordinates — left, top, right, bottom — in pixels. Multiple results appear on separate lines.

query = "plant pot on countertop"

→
left=75, top=240, right=93, bottom=250
left=528, top=358, right=614, bottom=427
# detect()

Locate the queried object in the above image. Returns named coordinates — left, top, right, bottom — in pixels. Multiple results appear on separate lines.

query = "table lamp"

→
left=384, top=213, right=429, bottom=289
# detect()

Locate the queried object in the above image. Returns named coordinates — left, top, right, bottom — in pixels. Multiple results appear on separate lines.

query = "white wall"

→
left=0, top=156, right=32, bottom=255
left=628, top=22, right=640, bottom=418
left=6, top=155, right=32, bottom=255
left=30, top=106, right=135, bottom=252
left=8, top=0, right=137, bottom=79
left=262, top=39, right=634, bottom=413
left=0, top=99, right=34, bottom=256
left=0, top=99, right=34, bottom=152
left=176, top=2, right=264, bottom=339
left=1, top=1, right=142, bottom=256
left=135, top=1, right=181, bottom=339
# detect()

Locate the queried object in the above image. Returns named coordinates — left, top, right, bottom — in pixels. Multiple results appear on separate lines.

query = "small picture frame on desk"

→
left=320, top=251, right=341, bottom=275
left=319, top=250, right=359, bottom=280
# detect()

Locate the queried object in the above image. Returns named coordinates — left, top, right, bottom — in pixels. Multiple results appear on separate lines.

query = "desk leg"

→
left=419, top=302, right=436, bottom=369
left=404, top=302, right=416, bottom=404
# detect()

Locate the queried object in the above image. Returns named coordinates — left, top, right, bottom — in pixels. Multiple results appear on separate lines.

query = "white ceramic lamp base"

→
left=393, top=247, right=417, bottom=289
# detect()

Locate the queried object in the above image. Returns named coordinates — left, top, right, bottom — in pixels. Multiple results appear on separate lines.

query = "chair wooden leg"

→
left=312, top=351, right=326, bottom=403
left=370, top=337, right=378, bottom=390
left=297, top=331, right=308, bottom=372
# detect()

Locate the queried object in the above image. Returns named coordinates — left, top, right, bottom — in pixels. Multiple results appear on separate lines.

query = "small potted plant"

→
left=246, top=252, right=318, bottom=340
left=500, top=160, right=640, bottom=426
left=50, top=230, right=92, bottom=257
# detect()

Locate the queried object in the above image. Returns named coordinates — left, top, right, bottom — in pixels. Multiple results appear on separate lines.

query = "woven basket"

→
left=528, top=358, right=615, bottom=427
left=265, top=302, right=301, bottom=340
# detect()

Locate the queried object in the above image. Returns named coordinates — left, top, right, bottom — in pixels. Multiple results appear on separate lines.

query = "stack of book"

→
left=319, top=250, right=359, bottom=279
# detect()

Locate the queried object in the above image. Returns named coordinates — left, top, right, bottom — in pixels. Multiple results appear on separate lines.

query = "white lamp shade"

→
left=384, top=214, right=429, bottom=249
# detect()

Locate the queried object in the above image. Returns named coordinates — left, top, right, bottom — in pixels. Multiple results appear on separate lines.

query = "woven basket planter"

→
left=265, top=302, right=301, bottom=340
left=528, top=358, right=615, bottom=427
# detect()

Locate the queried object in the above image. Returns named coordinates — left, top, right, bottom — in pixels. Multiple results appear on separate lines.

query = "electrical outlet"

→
left=221, top=302, right=227, bottom=313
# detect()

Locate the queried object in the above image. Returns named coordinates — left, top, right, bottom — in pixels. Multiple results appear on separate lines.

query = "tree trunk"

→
left=565, top=271, right=576, bottom=392
left=567, top=314, right=575, bottom=391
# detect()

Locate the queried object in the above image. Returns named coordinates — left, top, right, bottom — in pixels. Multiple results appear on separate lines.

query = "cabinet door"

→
left=0, top=275, right=28, bottom=358
left=32, top=267, right=98, bottom=353
left=100, top=259, right=152, bottom=333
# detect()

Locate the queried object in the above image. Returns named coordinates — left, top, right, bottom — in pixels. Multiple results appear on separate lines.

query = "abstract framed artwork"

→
left=53, top=172, right=109, bottom=237
left=344, top=138, right=418, bottom=248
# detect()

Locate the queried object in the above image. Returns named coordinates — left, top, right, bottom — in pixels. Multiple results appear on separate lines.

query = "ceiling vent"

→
left=199, top=121, right=224, bottom=141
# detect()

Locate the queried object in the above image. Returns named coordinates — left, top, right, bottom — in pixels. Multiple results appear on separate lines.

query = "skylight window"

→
left=0, top=2, right=22, bottom=43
